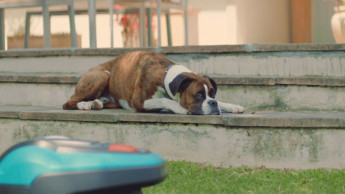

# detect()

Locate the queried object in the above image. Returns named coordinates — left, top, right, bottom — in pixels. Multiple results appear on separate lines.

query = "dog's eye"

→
left=195, top=91, right=205, bottom=100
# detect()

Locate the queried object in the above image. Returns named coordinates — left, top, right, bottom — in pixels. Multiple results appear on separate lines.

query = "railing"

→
left=0, top=0, right=77, bottom=50
left=109, top=0, right=188, bottom=50
left=0, top=0, right=188, bottom=50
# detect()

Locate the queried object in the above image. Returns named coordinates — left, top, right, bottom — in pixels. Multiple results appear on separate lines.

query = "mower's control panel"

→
left=0, top=136, right=147, bottom=162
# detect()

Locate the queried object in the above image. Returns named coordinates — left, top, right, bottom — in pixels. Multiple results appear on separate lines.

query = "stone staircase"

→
left=0, top=45, right=345, bottom=169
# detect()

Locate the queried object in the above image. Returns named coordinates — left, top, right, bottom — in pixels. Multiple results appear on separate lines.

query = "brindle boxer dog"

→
left=63, top=51, right=244, bottom=115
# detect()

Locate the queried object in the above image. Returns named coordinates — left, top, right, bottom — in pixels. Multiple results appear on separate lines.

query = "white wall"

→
left=190, top=0, right=291, bottom=45
left=232, top=0, right=291, bottom=44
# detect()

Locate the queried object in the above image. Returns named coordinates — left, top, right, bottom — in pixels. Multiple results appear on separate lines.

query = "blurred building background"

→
left=1, top=0, right=339, bottom=49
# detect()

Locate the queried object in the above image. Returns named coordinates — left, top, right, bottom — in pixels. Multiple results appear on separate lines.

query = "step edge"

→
left=1, top=73, right=345, bottom=87
left=2, top=44, right=345, bottom=58
left=1, top=106, right=344, bottom=128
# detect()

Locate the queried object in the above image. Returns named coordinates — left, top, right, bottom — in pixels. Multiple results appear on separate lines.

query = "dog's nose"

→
left=208, top=100, right=218, bottom=107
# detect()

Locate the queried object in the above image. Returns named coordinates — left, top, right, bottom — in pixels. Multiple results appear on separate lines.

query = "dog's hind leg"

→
left=63, top=66, right=110, bottom=110
left=98, top=88, right=121, bottom=109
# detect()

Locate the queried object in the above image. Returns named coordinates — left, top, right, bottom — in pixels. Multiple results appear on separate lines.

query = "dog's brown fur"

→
left=63, top=51, right=223, bottom=114
left=63, top=51, right=174, bottom=111
left=178, top=72, right=216, bottom=113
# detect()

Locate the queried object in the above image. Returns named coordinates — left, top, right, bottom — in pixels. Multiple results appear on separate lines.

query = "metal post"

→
left=42, top=2, right=51, bottom=48
left=24, top=13, right=31, bottom=48
left=68, top=2, right=78, bottom=48
left=0, top=8, right=4, bottom=50
left=184, top=0, right=188, bottom=45
left=147, top=8, right=152, bottom=47
left=139, top=4, right=146, bottom=47
left=157, top=0, right=161, bottom=50
left=88, top=0, right=97, bottom=48
left=110, top=0, right=114, bottom=48
left=166, top=12, right=172, bottom=46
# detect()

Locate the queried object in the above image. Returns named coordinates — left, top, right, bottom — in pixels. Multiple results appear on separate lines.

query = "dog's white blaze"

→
left=201, top=84, right=216, bottom=114
left=119, top=100, right=133, bottom=111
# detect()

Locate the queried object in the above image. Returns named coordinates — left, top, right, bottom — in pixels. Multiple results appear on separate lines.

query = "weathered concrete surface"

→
left=2, top=73, right=345, bottom=87
left=0, top=72, right=80, bottom=84
left=0, top=106, right=344, bottom=169
left=1, top=106, right=343, bottom=128
left=213, top=75, right=345, bottom=87
left=0, top=83, right=74, bottom=107
left=216, top=85, right=345, bottom=112
left=1, top=45, right=345, bottom=76
left=1, top=74, right=344, bottom=112
left=2, top=44, right=345, bottom=57
left=0, top=56, right=113, bottom=74
left=1, top=45, right=344, bottom=169
left=173, top=52, right=345, bottom=77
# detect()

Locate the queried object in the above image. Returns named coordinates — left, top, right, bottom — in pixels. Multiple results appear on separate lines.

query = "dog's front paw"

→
left=173, top=107, right=190, bottom=115
left=218, top=102, right=245, bottom=114
left=233, top=105, right=245, bottom=114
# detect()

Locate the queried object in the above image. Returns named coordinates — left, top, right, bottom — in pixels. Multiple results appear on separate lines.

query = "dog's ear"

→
left=169, top=74, right=193, bottom=96
left=204, top=75, right=218, bottom=95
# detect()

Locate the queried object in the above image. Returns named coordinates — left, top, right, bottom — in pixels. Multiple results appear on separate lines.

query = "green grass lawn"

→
left=143, top=161, right=345, bottom=194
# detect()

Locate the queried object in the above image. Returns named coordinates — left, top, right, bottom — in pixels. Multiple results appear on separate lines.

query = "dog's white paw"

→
left=143, top=98, right=190, bottom=114
left=77, top=101, right=92, bottom=110
left=77, top=100, right=103, bottom=110
left=172, top=106, right=190, bottom=115
left=163, top=99, right=190, bottom=114
left=92, top=99, right=103, bottom=110
left=218, top=102, right=245, bottom=114
left=233, top=105, right=245, bottom=114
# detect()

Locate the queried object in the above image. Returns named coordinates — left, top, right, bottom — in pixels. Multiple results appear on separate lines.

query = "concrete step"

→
left=1, top=45, right=344, bottom=170
left=1, top=44, right=345, bottom=76
left=0, top=105, right=344, bottom=169
left=0, top=72, right=344, bottom=112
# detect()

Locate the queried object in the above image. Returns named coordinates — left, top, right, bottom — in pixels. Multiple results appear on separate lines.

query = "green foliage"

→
left=143, top=161, right=345, bottom=194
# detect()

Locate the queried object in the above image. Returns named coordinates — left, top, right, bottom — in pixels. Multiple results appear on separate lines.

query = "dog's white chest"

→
left=152, top=86, right=180, bottom=101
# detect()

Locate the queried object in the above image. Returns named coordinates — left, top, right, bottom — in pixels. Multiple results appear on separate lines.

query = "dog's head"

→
left=169, top=73, right=220, bottom=115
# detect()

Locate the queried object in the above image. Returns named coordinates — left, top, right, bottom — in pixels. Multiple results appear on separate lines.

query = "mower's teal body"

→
left=0, top=136, right=166, bottom=194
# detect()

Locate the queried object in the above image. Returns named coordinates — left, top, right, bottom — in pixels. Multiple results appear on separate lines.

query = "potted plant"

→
left=119, top=13, right=140, bottom=47
left=329, top=0, right=345, bottom=43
